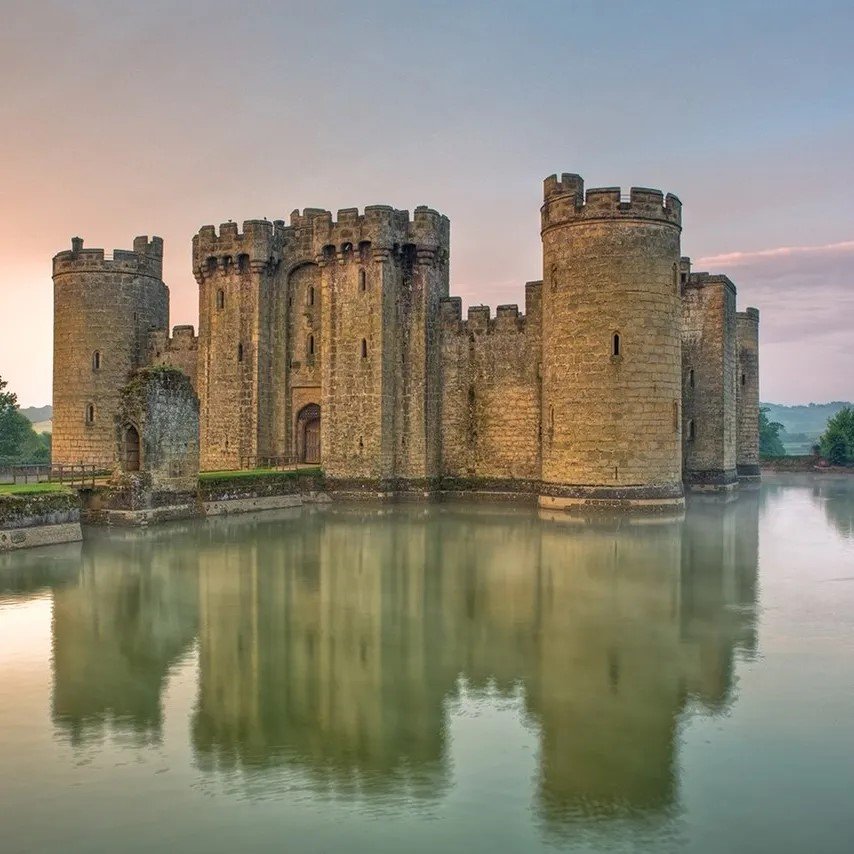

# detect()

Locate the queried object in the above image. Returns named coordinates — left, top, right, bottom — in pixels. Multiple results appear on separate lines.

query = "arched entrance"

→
left=296, top=404, right=321, bottom=464
left=122, top=424, right=140, bottom=472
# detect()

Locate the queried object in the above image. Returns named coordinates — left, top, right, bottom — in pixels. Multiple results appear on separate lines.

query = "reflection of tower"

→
left=51, top=529, right=198, bottom=744
left=529, top=518, right=686, bottom=815
left=539, top=174, right=684, bottom=510
left=191, top=508, right=450, bottom=794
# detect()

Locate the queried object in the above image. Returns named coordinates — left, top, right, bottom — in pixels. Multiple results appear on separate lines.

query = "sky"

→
left=0, top=0, right=852, bottom=406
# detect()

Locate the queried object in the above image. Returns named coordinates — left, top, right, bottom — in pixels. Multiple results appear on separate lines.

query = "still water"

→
left=1, top=474, right=853, bottom=853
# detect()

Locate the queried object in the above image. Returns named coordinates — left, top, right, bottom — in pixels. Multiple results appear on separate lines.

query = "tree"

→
left=819, top=406, right=854, bottom=466
left=759, top=406, right=786, bottom=458
left=0, top=375, right=51, bottom=464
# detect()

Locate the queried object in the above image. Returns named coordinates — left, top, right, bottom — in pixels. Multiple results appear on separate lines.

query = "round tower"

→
left=539, top=173, right=684, bottom=510
left=52, top=236, right=168, bottom=468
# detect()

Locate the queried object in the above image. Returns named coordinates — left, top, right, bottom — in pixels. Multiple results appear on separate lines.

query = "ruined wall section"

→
left=736, top=309, right=760, bottom=480
left=114, top=367, right=199, bottom=494
left=148, top=325, right=198, bottom=392
left=52, top=236, right=168, bottom=468
left=439, top=282, right=542, bottom=486
left=193, top=221, right=283, bottom=470
left=680, top=269, right=738, bottom=487
left=539, top=174, right=684, bottom=509
left=313, top=206, right=449, bottom=485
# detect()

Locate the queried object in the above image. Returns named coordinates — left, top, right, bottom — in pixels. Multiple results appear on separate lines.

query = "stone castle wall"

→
left=148, top=325, right=198, bottom=391
left=681, top=268, right=738, bottom=486
left=52, top=172, right=760, bottom=504
left=439, top=285, right=542, bottom=486
left=52, top=237, right=168, bottom=468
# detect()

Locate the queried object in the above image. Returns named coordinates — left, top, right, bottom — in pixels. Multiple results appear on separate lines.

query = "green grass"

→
left=0, top=481, right=71, bottom=496
left=198, top=466, right=322, bottom=481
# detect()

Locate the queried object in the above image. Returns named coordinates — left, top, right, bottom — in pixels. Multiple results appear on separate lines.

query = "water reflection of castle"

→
left=43, top=495, right=762, bottom=824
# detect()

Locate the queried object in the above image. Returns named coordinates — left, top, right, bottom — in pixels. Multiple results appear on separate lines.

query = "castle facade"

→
left=52, top=172, right=760, bottom=509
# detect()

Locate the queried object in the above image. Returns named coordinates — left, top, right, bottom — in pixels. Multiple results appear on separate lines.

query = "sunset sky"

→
left=1, top=0, right=852, bottom=406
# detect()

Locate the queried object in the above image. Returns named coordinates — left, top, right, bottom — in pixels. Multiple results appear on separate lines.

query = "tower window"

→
left=741, top=372, right=746, bottom=386
left=237, top=343, right=243, bottom=362
left=85, top=403, right=95, bottom=424
left=361, top=338, right=368, bottom=359
left=92, top=351, right=101, bottom=371
left=688, top=419, right=696, bottom=441
left=673, top=400, right=679, bottom=431
left=689, top=368, right=695, bottom=388
left=216, top=289, right=225, bottom=310
left=308, top=335, right=315, bottom=356
left=359, top=269, right=367, bottom=292
left=612, top=332, right=621, bottom=358
left=309, top=286, right=315, bottom=307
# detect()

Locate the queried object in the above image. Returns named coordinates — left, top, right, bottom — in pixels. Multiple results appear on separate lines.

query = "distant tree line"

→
left=0, top=375, right=51, bottom=465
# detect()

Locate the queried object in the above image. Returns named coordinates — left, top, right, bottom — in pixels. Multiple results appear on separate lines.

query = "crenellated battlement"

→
left=737, top=307, right=760, bottom=322
left=541, top=172, right=681, bottom=231
left=53, top=236, right=164, bottom=279
left=440, top=297, right=532, bottom=336
left=310, top=204, right=450, bottom=260
left=685, top=271, right=737, bottom=295
left=193, top=219, right=285, bottom=280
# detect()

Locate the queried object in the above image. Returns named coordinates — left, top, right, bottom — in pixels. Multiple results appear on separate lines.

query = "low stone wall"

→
left=80, top=470, right=330, bottom=526
left=198, top=470, right=325, bottom=500
left=201, top=471, right=329, bottom=516
left=0, top=491, right=82, bottom=551
left=761, top=455, right=821, bottom=472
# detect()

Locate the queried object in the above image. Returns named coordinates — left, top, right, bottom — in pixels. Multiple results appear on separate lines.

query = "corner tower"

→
left=52, top=236, right=168, bottom=468
left=539, top=174, right=684, bottom=510
left=735, top=308, right=760, bottom=481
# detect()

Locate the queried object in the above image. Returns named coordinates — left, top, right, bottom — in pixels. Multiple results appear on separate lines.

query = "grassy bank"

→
left=0, top=482, right=71, bottom=496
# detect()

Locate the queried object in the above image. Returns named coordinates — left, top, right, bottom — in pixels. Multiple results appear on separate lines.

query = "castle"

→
left=52, top=172, right=760, bottom=510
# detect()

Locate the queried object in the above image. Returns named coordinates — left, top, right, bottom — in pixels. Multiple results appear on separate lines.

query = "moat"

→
left=1, top=474, right=853, bottom=853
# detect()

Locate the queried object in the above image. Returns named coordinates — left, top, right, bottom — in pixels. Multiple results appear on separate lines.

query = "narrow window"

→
left=85, top=403, right=95, bottom=424
left=237, top=343, right=243, bottom=362
left=309, top=286, right=315, bottom=307
left=308, top=335, right=315, bottom=356
left=688, top=419, right=696, bottom=441
left=689, top=368, right=695, bottom=388
left=359, top=269, right=367, bottom=292
left=92, top=351, right=101, bottom=371
left=612, top=332, right=621, bottom=358
left=673, top=400, right=679, bottom=431
left=673, top=262, right=679, bottom=292
left=361, top=338, right=368, bottom=359
left=741, top=372, right=746, bottom=387
left=216, top=289, right=224, bottom=310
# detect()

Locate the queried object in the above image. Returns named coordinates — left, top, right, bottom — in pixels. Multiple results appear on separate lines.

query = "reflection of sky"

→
left=1, top=1, right=852, bottom=406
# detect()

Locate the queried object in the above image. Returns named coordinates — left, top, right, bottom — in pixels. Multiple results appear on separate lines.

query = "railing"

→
left=0, top=464, right=104, bottom=488
left=237, top=455, right=319, bottom=472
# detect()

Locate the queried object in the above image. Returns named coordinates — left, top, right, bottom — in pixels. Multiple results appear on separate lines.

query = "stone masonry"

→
left=52, top=171, right=761, bottom=508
